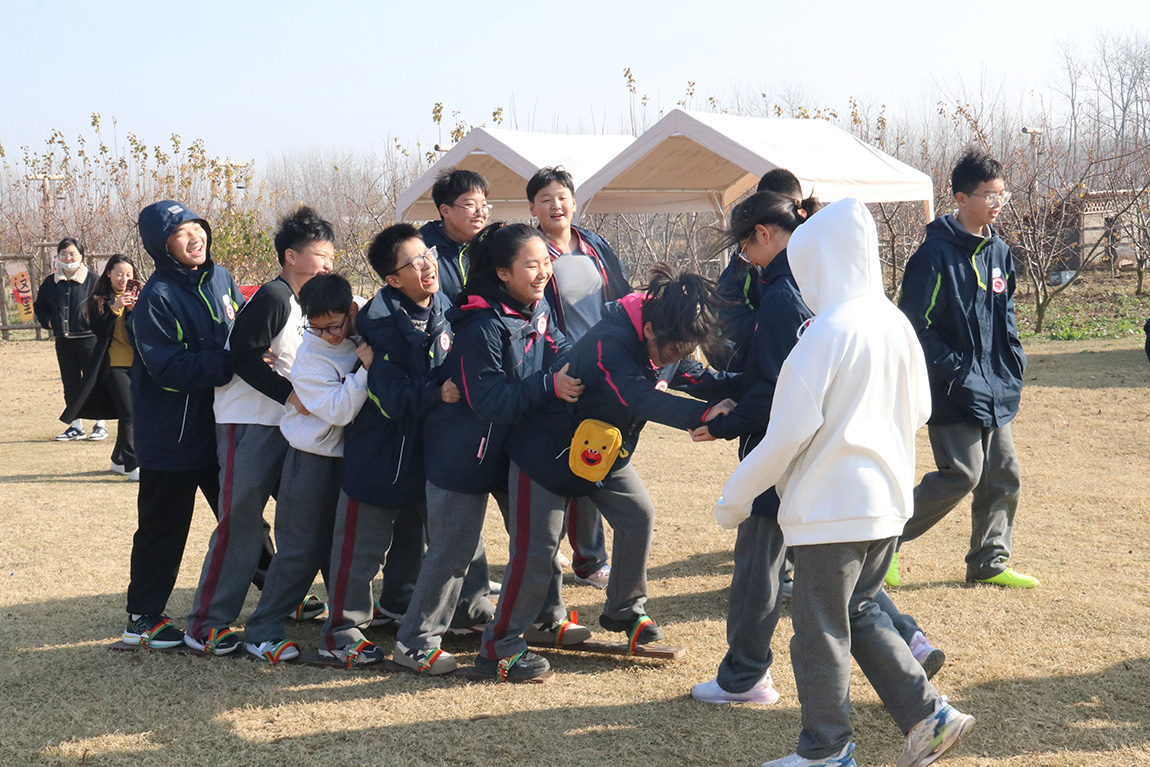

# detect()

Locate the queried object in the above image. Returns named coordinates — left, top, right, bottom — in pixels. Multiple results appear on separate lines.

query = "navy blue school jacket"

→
left=419, top=221, right=468, bottom=303
left=898, top=214, right=1027, bottom=427
left=706, top=253, right=764, bottom=372
left=705, top=251, right=812, bottom=517
left=542, top=225, right=632, bottom=335
left=507, top=293, right=736, bottom=498
left=128, top=201, right=242, bottom=472
left=423, top=291, right=568, bottom=495
left=342, top=286, right=454, bottom=508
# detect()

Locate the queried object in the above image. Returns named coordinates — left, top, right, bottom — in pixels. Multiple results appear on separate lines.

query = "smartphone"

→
left=126, top=278, right=142, bottom=294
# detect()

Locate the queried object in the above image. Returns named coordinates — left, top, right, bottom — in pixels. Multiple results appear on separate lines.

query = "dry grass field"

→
left=2, top=335, right=1149, bottom=767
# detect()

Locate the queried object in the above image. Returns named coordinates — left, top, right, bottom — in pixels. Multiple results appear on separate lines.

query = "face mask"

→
left=59, top=260, right=81, bottom=273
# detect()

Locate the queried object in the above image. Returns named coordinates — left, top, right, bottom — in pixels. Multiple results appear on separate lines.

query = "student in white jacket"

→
left=242, top=274, right=371, bottom=662
left=713, top=199, right=974, bottom=767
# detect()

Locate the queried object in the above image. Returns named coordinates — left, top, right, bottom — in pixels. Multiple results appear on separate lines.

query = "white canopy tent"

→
left=575, top=109, right=935, bottom=221
left=396, top=128, right=635, bottom=222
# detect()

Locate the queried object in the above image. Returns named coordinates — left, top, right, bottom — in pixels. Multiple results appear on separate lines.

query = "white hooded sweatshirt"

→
left=714, top=198, right=931, bottom=546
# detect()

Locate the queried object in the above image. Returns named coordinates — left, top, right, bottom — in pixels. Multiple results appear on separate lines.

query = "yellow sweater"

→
left=108, top=297, right=133, bottom=368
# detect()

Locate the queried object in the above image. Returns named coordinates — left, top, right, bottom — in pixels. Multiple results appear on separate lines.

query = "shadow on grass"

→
left=1023, top=347, right=1150, bottom=389
left=0, top=469, right=129, bottom=484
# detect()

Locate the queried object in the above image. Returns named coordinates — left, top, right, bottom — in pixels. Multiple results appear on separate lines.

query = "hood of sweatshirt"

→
left=787, top=197, right=884, bottom=315
left=137, top=200, right=214, bottom=277
left=923, top=212, right=995, bottom=252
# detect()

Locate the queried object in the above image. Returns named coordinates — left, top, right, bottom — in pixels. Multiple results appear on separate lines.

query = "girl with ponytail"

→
left=487, top=263, right=739, bottom=677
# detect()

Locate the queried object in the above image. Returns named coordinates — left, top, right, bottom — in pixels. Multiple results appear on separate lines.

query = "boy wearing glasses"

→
left=420, top=168, right=491, bottom=302
left=241, top=273, right=372, bottom=661
left=319, top=224, right=458, bottom=666
left=895, top=150, right=1035, bottom=589
left=185, top=206, right=337, bottom=655
left=527, top=166, right=632, bottom=589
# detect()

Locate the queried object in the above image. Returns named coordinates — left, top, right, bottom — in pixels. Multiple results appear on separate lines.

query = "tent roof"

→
left=396, top=128, right=635, bottom=222
left=575, top=109, right=934, bottom=220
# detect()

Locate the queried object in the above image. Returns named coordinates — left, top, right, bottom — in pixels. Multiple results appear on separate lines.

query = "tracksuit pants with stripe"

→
left=243, top=448, right=340, bottom=645
left=186, top=423, right=283, bottom=640
left=320, top=492, right=424, bottom=651
left=396, top=482, right=504, bottom=653
left=481, top=460, right=654, bottom=661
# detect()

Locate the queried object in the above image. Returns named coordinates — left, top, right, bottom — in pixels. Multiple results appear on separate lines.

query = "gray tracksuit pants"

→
left=187, top=423, right=287, bottom=639
left=480, top=460, right=654, bottom=661
left=790, top=538, right=938, bottom=760
left=900, top=420, right=1021, bottom=580
left=320, top=492, right=424, bottom=651
left=396, top=482, right=503, bottom=652
left=567, top=496, right=608, bottom=578
left=243, top=448, right=340, bottom=645
left=716, top=516, right=926, bottom=694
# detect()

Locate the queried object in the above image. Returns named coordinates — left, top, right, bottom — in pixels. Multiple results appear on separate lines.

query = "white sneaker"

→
left=761, top=743, right=856, bottom=767
left=556, top=551, right=572, bottom=570
left=692, top=670, right=780, bottom=705
left=909, top=631, right=946, bottom=680
left=392, top=641, right=458, bottom=675
left=245, top=639, right=300, bottom=663
left=89, top=425, right=109, bottom=441
left=110, top=462, right=128, bottom=475
left=488, top=580, right=502, bottom=596
left=574, top=564, right=611, bottom=589
left=897, top=696, right=975, bottom=767
left=127, top=468, right=140, bottom=481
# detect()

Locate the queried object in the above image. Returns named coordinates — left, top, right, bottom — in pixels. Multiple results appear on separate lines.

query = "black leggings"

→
left=106, top=366, right=135, bottom=470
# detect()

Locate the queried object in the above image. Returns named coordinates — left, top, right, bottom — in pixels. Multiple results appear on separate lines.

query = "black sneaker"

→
left=294, top=594, right=328, bottom=622
left=123, top=614, right=185, bottom=649
left=183, top=627, right=242, bottom=655
left=475, top=650, right=550, bottom=681
left=599, top=613, right=664, bottom=644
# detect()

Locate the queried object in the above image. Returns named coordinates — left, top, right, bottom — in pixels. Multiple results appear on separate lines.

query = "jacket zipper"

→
left=177, top=394, right=190, bottom=442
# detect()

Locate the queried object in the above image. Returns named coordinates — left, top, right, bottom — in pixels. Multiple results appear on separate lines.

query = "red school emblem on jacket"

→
left=438, top=332, right=451, bottom=352
left=992, top=276, right=1006, bottom=294
left=222, top=294, right=235, bottom=322
left=535, top=314, right=548, bottom=335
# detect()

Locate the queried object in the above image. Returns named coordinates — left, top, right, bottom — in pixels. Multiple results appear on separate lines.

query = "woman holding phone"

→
left=64, top=254, right=142, bottom=479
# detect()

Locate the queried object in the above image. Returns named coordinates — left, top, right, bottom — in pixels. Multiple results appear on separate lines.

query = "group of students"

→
left=72, top=146, right=1031, bottom=767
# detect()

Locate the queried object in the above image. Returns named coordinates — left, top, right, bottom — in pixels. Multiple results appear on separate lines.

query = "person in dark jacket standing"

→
left=120, top=201, right=244, bottom=648
left=895, top=150, right=1037, bottom=589
left=62, top=255, right=140, bottom=478
left=418, top=168, right=491, bottom=302
left=33, top=237, right=108, bottom=442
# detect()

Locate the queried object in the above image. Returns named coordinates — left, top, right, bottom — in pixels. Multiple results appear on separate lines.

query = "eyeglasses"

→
left=304, top=318, right=348, bottom=338
left=389, top=246, right=438, bottom=275
left=452, top=201, right=493, bottom=217
left=736, top=231, right=757, bottom=263
left=967, top=191, right=1011, bottom=207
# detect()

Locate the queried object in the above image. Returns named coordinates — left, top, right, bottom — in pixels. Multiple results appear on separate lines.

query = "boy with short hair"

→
left=185, top=206, right=336, bottom=655
left=121, top=201, right=243, bottom=648
left=527, top=165, right=632, bottom=588
left=895, top=150, right=1035, bottom=589
left=242, top=273, right=372, bottom=662
left=715, top=198, right=974, bottom=767
left=420, top=168, right=491, bottom=302
left=320, top=223, right=457, bottom=666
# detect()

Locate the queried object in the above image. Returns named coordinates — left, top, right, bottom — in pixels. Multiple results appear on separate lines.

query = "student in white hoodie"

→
left=242, top=274, right=371, bottom=661
left=713, top=199, right=974, bottom=767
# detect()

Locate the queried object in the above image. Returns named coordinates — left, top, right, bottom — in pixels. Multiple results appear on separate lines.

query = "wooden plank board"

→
left=526, top=639, right=686, bottom=659
left=295, top=653, right=554, bottom=683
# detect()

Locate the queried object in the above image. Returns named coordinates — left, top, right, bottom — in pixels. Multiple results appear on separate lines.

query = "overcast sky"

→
left=2, top=0, right=1145, bottom=166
